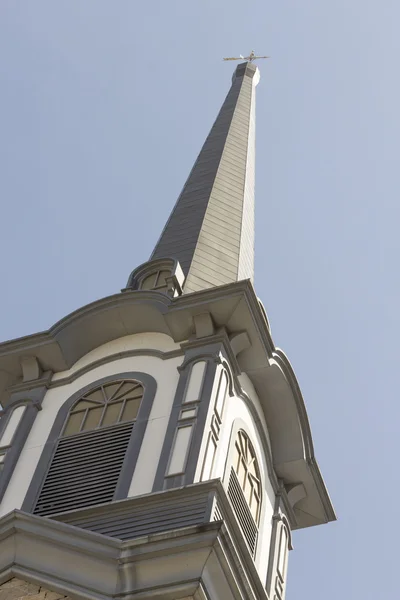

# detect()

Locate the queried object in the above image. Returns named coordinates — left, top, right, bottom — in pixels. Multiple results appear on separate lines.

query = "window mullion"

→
left=100, top=385, right=108, bottom=403
left=80, top=409, right=90, bottom=432
left=108, top=381, right=125, bottom=402
left=98, top=404, right=108, bottom=428
left=117, top=399, right=127, bottom=423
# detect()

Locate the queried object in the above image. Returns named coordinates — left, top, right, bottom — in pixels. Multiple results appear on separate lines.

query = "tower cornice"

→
left=0, top=283, right=335, bottom=530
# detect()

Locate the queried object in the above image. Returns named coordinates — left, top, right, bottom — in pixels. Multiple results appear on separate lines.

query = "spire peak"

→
left=232, top=60, right=260, bottom=85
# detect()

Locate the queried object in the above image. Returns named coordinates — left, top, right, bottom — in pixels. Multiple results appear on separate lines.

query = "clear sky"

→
left=0, top=1, right=398, bottom=598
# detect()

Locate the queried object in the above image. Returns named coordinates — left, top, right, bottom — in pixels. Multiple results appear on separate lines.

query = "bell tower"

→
left=0, top=60, right=335, bottom=600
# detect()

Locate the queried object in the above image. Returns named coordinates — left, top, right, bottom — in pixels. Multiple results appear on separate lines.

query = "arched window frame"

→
left=22, top=372, right=157, bottom=514
left=223, top=421, right=265, bottom=557
left=61, top=379, right=145, bottom=438
left=125, top=258, right=185, bottom=297
left=232, top=429, right=262, bottom=524
left=140, top=269, right=172, bottom=294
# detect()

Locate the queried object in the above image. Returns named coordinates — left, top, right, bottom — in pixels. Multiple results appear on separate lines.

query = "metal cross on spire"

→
left=223, top=50, right=269, bottom=62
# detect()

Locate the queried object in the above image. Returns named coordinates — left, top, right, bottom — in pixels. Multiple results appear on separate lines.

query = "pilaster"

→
left=0, top=372, right=50, bottom=505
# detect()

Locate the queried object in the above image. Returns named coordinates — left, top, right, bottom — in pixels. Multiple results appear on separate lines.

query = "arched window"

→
left=62, top=380, right=143, bottom=436
left=33, top=380, right=144, bottom=516
left=227, top=429, right=261, bottom=555
left=140, top=270, right=171, bottom=293
left=232, top=430, right=261, bottom=523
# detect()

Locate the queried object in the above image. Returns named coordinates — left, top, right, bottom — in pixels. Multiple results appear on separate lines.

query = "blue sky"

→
left=1, top=1, right=399, bottom=597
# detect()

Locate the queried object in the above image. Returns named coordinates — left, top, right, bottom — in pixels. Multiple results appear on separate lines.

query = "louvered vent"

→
left=213, top=501, right=223, bottom=522
left=34, top=422, right=133, bottom=516
left=227, top=468, right=258, bottom=555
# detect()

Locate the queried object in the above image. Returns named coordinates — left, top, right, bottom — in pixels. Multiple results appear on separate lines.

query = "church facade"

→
left=0, top=61, right=335, bottom=600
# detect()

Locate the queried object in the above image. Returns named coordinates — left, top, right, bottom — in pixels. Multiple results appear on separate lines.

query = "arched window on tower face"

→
left=140, top=270, right=171, bottom=294
left=233, top=430, right=261, bottom=522
left=33, top=380, right=144, bottom=517
left=227, top=429, right=261, bottom=555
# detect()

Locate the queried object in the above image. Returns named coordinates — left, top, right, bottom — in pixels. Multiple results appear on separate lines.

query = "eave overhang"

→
left=0, top=281, right=336, bottom=530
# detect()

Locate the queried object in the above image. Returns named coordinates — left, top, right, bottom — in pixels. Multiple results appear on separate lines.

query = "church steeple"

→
left=151, top=61, right=259, bottom=294
left=0, top=55, right=334, bottom=600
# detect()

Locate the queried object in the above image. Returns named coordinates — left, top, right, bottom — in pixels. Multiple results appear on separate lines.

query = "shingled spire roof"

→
left=151, top=61, right=260, bottom=294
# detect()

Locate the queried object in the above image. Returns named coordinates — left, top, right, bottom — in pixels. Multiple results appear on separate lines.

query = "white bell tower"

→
left=0, top=61, right=335, bottom=600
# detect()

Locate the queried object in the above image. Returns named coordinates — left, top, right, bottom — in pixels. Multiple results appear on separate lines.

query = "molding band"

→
left=48, top=348, right=182, bottom=389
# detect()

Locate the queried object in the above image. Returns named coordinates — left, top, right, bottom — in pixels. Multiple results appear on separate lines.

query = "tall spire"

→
left=151, top=61, right=260, bottom=294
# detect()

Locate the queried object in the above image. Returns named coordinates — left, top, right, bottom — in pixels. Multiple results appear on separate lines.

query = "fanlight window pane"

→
left=157, top=270, right=170, bottom=287
left=248, top=460, right=257, bottom=478
left=122, top=398, right=141, bottom=422
left=237, top=457, right=247, bottom=488
left=141, top=273, right=158, bottom=290
left=233, top=445, right=241, bottom=472
left=82, top=407, right=103, bottom=431
left=244, top=480, right=253, bottom=504
left=250, top=497, right=260, bottom=522
left=72, top=400, right=100, bottom=411
left=113, top=381, right=140, bottom=401
left=84, top=389, right=105, bottom=403
left=64, top=412, right=84, bottom=437
left=102, top=382, right=121, bottom=400
left=62, top=379, right=144, bottom=437
left=102, top=401, right=123, bottom=427
left=140, top=270, right=171, bottom=292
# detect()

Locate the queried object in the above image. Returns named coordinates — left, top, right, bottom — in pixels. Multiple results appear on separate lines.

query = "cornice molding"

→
left=0, top=279, right=335, bottom=529
left=6, top=371, right=53, bottom=395
left=180, top=330, right=241, bottom=375
left=49, top=348, right=183, bottom=389
left=272, top=350, right=337, bottom=524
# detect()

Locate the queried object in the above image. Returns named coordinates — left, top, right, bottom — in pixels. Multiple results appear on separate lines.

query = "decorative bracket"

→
left=193, top=313, right=215, bottom=339
left=20, top=356, right=42, bottom=383
left=286, top=483, right=307, bottom=509
left=229, top=331, right=251, bottom=357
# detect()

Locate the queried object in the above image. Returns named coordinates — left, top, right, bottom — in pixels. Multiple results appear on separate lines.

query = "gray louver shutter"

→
left=34, top=422, right=133, bottom=516
left=227, top=468, right=258, bottom=555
